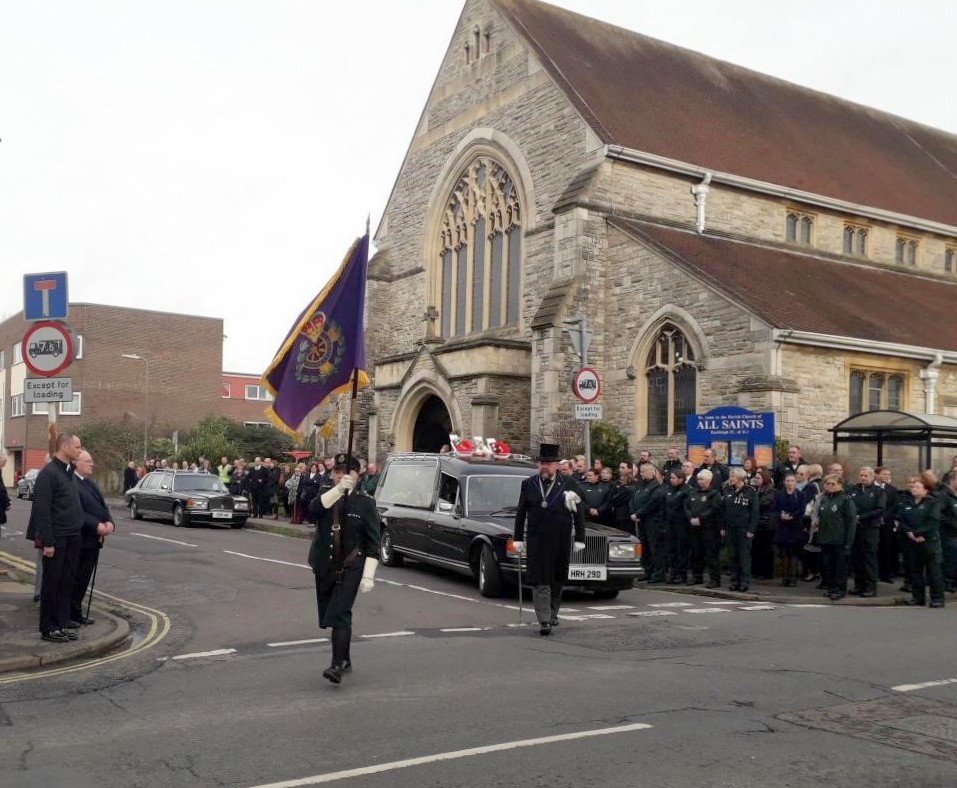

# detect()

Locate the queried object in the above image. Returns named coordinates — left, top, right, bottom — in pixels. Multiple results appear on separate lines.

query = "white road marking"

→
left=268, top=638, right=328, bottom=648
left=223, top=550, right=310, bottom=569
left=647, top=601, right=693, bottom=607
left=689, top=599, right=742, bottom=605
left=130, top=532, right=198, bottom=548
left=628, top=610, right=678, bottom=617
left=684, top=608, right=733, bottom=614
left=440, top=627, right=491, bottom=633
left=739, top=605, right=776, bottom=611
left=361, top=631, right=415, bottom=639
left=246, top=722, right=653, bottom=787
left=406, top=584, right=477, bottom=602
left=892, top=678, right=957, bottom=693
left=786, top=604, right=828, bottom=608
left=172, top=648, right=236, bottom=660
left=587, top=605, right=634, bottom=610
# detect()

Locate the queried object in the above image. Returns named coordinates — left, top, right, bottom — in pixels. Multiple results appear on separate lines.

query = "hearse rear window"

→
left=376, top=462, right=437, bottom=509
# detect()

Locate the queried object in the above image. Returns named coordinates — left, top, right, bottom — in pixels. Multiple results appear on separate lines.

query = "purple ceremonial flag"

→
left=262, top=234, right=370, bottom=435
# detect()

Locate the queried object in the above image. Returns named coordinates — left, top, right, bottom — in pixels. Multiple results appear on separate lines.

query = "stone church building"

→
left=361, top=0, right=957, bottom=465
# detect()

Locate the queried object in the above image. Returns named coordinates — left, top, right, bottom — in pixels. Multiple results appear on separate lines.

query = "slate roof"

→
left=492, top=0, right=957, bottom=227
left=611, top=218, right=957, bottom=352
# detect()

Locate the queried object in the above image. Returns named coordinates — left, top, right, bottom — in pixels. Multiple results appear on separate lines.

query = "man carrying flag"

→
left=261, top=232, right=380, bottom=684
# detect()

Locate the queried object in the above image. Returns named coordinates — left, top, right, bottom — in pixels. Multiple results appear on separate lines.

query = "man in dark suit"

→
left=247, top=458, right=270, bottom=518
left=72, top=450, right=115, bottom=625
left=122, top=461, right=138, bottom=493
left=513, top=443, right=586, bottom=636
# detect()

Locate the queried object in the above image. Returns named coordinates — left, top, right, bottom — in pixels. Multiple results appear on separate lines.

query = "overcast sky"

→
left=2, top=0, right=955, bottom=373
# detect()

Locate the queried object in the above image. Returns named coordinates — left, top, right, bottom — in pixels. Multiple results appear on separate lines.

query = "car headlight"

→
left=186, top=499, right=209, bottom=509
left=234, top=501, right=249, bottom=510
left=608, top=542, right=640, bottom=560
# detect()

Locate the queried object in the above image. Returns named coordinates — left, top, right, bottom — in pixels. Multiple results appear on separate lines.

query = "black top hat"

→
left=333, top=453, right=361, bottom=473
left=537, top=443, right=561, bottom=462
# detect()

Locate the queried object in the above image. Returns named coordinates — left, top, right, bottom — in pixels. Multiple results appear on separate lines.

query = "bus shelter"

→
left=829, top=410, right=957, bottom=470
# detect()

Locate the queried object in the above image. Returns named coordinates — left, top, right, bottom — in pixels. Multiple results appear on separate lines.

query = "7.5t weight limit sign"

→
left=572, top=367, right=601, bottom=403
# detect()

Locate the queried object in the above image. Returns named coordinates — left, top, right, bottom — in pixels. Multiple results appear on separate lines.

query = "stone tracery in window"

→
left=438, top=157, right=522, bottom=337
left=645, top=323, right=697, bottom=436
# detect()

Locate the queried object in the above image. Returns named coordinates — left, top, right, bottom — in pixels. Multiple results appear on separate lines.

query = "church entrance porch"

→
left=412, top=395, right=453, bottom=452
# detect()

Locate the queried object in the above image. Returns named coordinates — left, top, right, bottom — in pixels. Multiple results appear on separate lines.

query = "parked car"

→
left=125, top=470, right=250, bottom=528
left=374, top=452, right=644, bottom=598
left=17, top=469, right=39, bottom=500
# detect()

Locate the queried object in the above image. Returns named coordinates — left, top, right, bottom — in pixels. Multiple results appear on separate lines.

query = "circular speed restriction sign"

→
left=572, top=367, right=601, bottom=403
left=21, top=321, right=75, bottom=377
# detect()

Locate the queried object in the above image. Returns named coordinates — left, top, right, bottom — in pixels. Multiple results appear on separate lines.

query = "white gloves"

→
left=319, top=474, right=356, bottom=508
left=511, top=541, right=524, bottom=554
left=564, top=491, right=581, bottom=512
left=360, top=556, right=379, bottom=594
left=573, top=541, right=586, bottom=553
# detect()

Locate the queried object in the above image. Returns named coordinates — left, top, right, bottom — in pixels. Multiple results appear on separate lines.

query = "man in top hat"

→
left=513, top=443, right=586, bottom=636
left=307, top=452, right=381, bottom=684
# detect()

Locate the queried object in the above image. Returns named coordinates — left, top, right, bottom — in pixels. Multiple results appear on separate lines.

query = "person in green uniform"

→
left=630, top=463, right=665, bottom=583
left=849, top=467, right=886, bottom=597
left=662, top=470, right=691, bottom=584
left=722, top=467, right=759, bottom=592
left=940, top=470, right=957, bottom=593
left=685, top=469, right=724, bottom=588
left=307, top=453, right=381, bottom=684
left=898, top=475, right=945, bottom=608
left=816, top=474, right=857, bottom=600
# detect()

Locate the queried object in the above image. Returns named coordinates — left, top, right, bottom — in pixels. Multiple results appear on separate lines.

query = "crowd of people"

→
left=563, top=446, right=957, bottom=607
left=122, top=454, right=380, bottom=523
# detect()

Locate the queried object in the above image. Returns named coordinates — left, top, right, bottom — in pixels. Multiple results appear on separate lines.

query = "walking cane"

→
left=85, top=547, right=101, bottom=621
left=517, top=544, right=524, bottom=626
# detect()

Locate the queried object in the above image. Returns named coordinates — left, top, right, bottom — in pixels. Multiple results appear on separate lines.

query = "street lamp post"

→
left=121, top=353, right=150, bottom=462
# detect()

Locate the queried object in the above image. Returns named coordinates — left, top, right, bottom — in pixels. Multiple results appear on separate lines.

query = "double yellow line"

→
left=0, top=550, right=171, bottom=684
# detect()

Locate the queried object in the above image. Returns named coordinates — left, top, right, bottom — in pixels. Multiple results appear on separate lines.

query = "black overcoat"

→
left=307, top=486, right=381, bottom=629
left=514, top=473, right=585, bottom=585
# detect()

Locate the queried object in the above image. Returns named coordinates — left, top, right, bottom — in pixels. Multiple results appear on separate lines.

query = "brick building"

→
left=363, top=0, right=957, bottom=469
left=1, top=303, right=224, bottom=481
left=220, top=371, right=274, bottom=427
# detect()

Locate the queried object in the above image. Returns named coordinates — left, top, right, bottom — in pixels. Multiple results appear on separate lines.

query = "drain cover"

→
left=780, top=696, right=957, bottom=762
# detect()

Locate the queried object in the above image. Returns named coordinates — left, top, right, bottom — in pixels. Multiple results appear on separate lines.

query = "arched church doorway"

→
left=413, top=395, right=452, bottom=452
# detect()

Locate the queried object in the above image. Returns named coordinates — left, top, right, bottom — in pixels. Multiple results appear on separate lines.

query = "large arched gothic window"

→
left=438, top=157, right=522, bottom=337
left=645, top=324, right=697, bottom=436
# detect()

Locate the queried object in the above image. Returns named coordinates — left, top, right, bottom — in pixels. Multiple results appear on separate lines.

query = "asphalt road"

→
left=2, top=496, right=957, bottom=788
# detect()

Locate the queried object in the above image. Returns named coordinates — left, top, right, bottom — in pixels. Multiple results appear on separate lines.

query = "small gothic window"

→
left=850, top=368, right=906, bottom=415
left=438, top=157, right=522, bottom=337
left=843, top=225, right=868, bottom=256
left=896, top=237, right=918, bottom=266
left=786, top=211, right=814, bottom=246
left=945, top=248, right=955, bottom=274
left=645, top=324, right=697, bottom=436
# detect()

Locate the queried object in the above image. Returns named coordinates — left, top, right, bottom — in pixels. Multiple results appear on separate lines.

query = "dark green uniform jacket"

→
left=630, top=480, right=664, bottom=527
left=663, top=484, right=689, bottom=527
left=938, top=487, right=957, bottom=538
left=848, top=484, right=886, bottom=529
left=684, top=487, right=723, bottom=528
left=897, top=494, right=941, bottom=539
left=308, top=486, right=381, bottom=629
left=816, top=491, right=857, bottom=549
left=722, top=484, right=759, bottom=532
left=579, top=480, right=610, bottom=518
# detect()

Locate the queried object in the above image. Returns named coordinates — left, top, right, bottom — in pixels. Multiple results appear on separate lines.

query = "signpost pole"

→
left=581, top=314, right=591, bottom=469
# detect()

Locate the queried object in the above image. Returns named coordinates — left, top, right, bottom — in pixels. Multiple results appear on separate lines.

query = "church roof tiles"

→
left=611, top=218, right=957, bottom=353
left=492, top=0, right=957, bottom=227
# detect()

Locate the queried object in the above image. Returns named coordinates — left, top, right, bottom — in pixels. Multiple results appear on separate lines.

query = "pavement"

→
left=0, top=563, right=130, bottom=674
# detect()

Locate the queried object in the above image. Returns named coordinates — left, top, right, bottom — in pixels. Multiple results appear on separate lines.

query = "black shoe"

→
left=848, top=589, right=864, bottom=596
left=729, top=584, right=741, bottom=592
left=41, top=630, right=70, bottom=643
left=341, top=660, right=352, bottom=674
left=801, top=574, right=815, bottom=582
left=550, top=618, right=559, bottom=627
left=930, top=601, right=945, bottom=608
left=903, top=598, right=925, bottom=606
left=33, top=594, right=40, bottom=603
left=827, top=592, right=845, bottom=601
left=900, top=584, right=912, bottom=593
left=739, top=586, right=749, bottom=593
left=646, top=578, right=664, bottom=585
left=63, top=620, right=83, bottom=629
left=539, top=622, right=552, bottom=636
left=705, top=581, right=720, bottom=589
left=859, top=591, right=876, bottom=598
left=690, top=577, right=703, bottom=585
left=322, top=665, right=343, bottom=684
left=61, top=629, right=79, bottom=640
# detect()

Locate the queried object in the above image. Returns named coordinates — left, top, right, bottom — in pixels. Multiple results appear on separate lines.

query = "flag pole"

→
left=345, top=216, right=370, bottom=476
